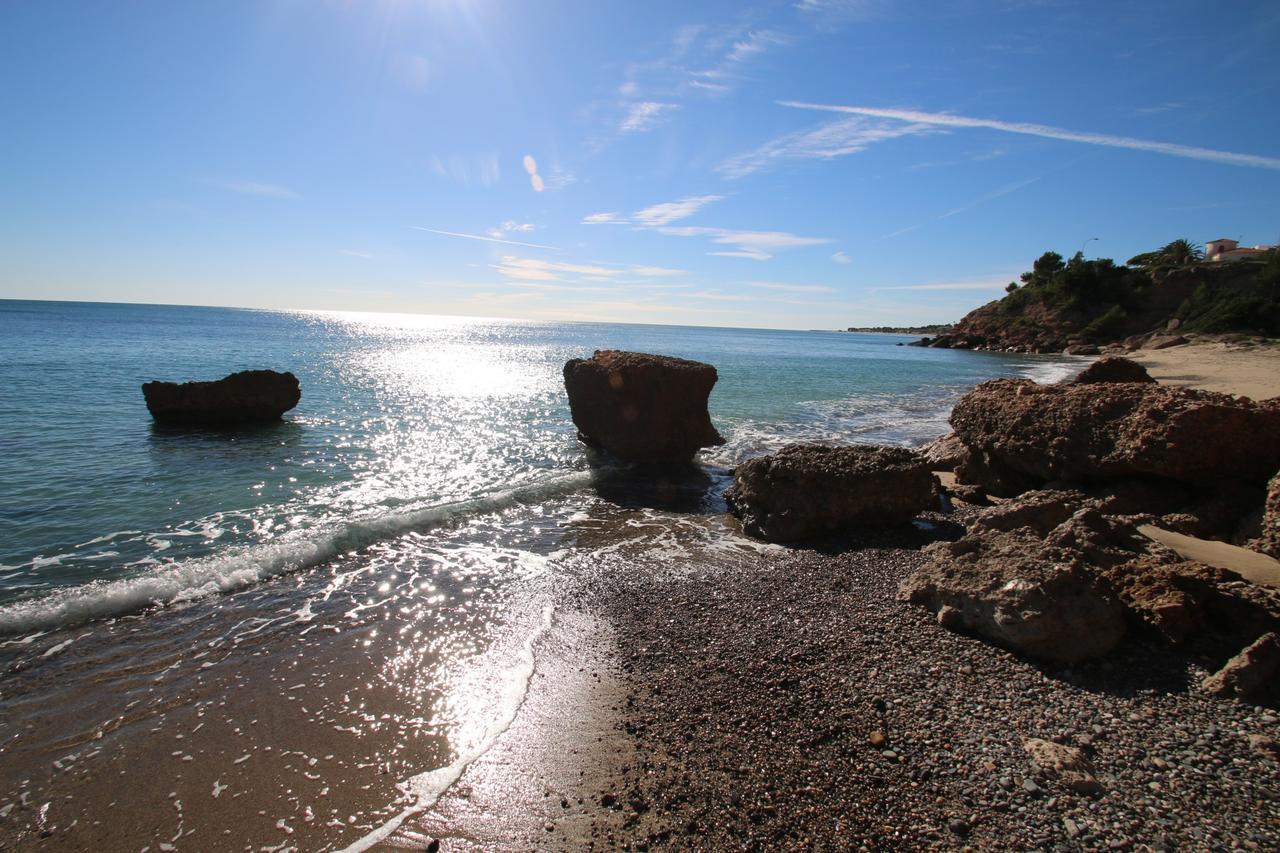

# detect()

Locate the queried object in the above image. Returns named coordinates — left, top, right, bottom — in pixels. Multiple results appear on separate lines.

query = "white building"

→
left=1205, top=237, right=1274, bottom=262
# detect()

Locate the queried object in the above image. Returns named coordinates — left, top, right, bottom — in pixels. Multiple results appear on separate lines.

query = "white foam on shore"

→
left=338, top=604, right=556, bottom=853
left=1021, top=356, right=1089, bottom=385
left=0, top=474, right=589, bottom=637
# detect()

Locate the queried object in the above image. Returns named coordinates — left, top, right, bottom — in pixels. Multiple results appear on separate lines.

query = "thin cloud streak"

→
left=409, top=226, right=561, bottom=251
left=780, top=101, right=1280, bottom=170
left=220, top=179, right=299, bottom=199
left=633, top=194, right=724, bottom=227
left=720, top=115, right=936, bottom=178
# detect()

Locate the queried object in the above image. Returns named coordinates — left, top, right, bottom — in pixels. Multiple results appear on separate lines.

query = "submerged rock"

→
left=142, top=369, right=301, bottom=426
left=950, top=379, right=1280, bottom=495
left=725, top=444, right=935, bottom=543
left=1071, top=356, right=1156, bottom=385
left=562, top=350, right=724, bottom=465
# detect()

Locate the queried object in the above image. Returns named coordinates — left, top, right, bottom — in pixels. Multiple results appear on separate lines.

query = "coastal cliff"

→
left=912, top=244, right=1280, bottom=353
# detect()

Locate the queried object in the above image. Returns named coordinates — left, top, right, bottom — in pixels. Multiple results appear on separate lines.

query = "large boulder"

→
left=725, top=444, right=935, bottom=543
left=901, top=488, right=1280, bottom=662
left=142, top=370, right=300, bottom=426
left=950, top=379, right=1280, bottom=495
left=1071, top=356, right=1156, bottom=385
left=899, top=520, right=1128, bottom=663
left=562, top=350, right=724, bottom=464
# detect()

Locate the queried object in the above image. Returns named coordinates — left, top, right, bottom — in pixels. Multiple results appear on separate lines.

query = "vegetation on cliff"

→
left=914, top=241, right=1280, bottom=353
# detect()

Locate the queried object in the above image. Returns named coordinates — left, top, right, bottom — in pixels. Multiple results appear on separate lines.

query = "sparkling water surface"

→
left=0, top=298, right=1075, bottom=630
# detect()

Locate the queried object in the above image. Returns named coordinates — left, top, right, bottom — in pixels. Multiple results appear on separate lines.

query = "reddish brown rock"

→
left=1143, top=334, right=1188, bottom=350
left=1201, top=632, right=1280, bottom=701
left=1256, top=472, right=1280, bottom=558
left=1071, top=357, right=1157, bottom=385
left=725, top=444, right=935, bottom=543
left=899, top=495, right=1130, bottom=662
left=1023, top=738, right=1103, bottom=795
left=562, top=350, right=724, bottom=464
left=919, top=432, right=968, bottom=470
left=1102, top=557, right=1280, bottom=647
left=142, top=370, right=301, bottom=426
left=950, top=379, right=1280, bottom=494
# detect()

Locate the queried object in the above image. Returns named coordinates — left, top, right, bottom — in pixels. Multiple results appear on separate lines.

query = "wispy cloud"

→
left=749, top=282, right=836, bottom=293
left=1135, top=102, right=1183, bottom=115
left=781, top=101, right=1280, bottom=170
left=493, top=255, right=687, bottom=284
left=583, top=195, right=722, bottom=227
left=487, top=220, right=537, bottom=239
left=633, top=194, right=725, bottom=226
left=340, top=249, right=374, bottom=259
left=220, top=179, right=299, bottom=199
left=719, top=116, right=938, bottom=178
left=831, top=251, right=852, bottom=264
left=659, top=225, right=830, bottom=260
left=938, top=176, right=1040, bottom=218
left=724, top=30, right=788, bottom=64
left=621, top=101, right=678, bottom=133
left=582, top=212, right=626, bottom=225
left=410, top=226, right=560, bottom=251
left=709, top=250, right=771, bottom=261
left=873, top=275, right=1013, bottom=292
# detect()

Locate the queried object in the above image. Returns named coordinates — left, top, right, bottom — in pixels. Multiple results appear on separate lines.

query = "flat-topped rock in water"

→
left=725, top=443, right=935, bottom=543
left=1071, top=356, right=1157, bottom=385
left=143, top=369, right=301, bottom=426
left=951, top=378, right=1280, bottom=494
left=562, top=350, right=724, bottom=464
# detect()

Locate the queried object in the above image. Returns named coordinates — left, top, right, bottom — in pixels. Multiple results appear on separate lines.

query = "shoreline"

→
left=1126, top=341, right=1280, bottom=399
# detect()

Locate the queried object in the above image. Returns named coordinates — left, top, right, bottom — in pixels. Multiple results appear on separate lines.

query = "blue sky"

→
left=2, top=0, right=1278, bottom=329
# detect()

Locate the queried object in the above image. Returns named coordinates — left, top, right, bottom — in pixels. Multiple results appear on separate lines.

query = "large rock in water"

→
left=562, top=350, right=724, bottom=464
left=725, top=444, right=935, bottom=543
left=951, top=379, right=1280, bottom=495
left=143, top=370, right=301, bottom=426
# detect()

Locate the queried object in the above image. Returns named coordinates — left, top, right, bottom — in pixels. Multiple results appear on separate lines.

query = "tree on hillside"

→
left=1158, top=238, right=1204, bottom=267
left=1127, top=239, right=1203, bottom=271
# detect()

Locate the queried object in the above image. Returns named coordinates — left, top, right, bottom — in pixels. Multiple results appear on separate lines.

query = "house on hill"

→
left=1206, top=237, right=1274, bottom=262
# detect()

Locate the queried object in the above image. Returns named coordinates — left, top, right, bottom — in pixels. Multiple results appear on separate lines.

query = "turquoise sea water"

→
left=0, top=299, right=1076, bottom=633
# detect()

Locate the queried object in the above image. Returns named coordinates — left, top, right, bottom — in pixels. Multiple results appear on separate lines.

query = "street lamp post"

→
left=1079, top=236, right=1099, bottom=257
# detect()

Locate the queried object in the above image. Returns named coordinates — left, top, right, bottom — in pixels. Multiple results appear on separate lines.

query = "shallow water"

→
left=0, top=299, right=1079, bottom=848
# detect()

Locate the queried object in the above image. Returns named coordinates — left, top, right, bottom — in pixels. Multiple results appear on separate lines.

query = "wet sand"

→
left=1129, top=340, right=1280, bottom=400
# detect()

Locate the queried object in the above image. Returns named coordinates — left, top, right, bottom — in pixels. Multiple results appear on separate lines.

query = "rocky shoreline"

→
left=586, top=527, right=1280, bottom=849
left=548, top=348, right=1280, bottom=850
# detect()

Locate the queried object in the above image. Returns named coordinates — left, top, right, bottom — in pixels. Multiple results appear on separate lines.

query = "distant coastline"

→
left=844, top=324, right=955, bottom=336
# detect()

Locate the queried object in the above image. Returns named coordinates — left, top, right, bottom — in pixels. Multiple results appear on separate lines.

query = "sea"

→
left=0, top=299, right=1079, bottom=849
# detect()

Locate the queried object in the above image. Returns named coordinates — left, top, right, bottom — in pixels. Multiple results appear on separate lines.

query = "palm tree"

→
left=1159, top=238, right=1204, bottom=267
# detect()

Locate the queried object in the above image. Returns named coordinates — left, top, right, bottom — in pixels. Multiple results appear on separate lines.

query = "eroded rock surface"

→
left=562, top=350, right=724, bottom=464
left=1201, top=632, right=1280, bottom=702
left=950, top=379, right=1280, bottom=495
left=142, top=369, right=301, bottom=426
left=725, top=444, right=935, bottom=543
